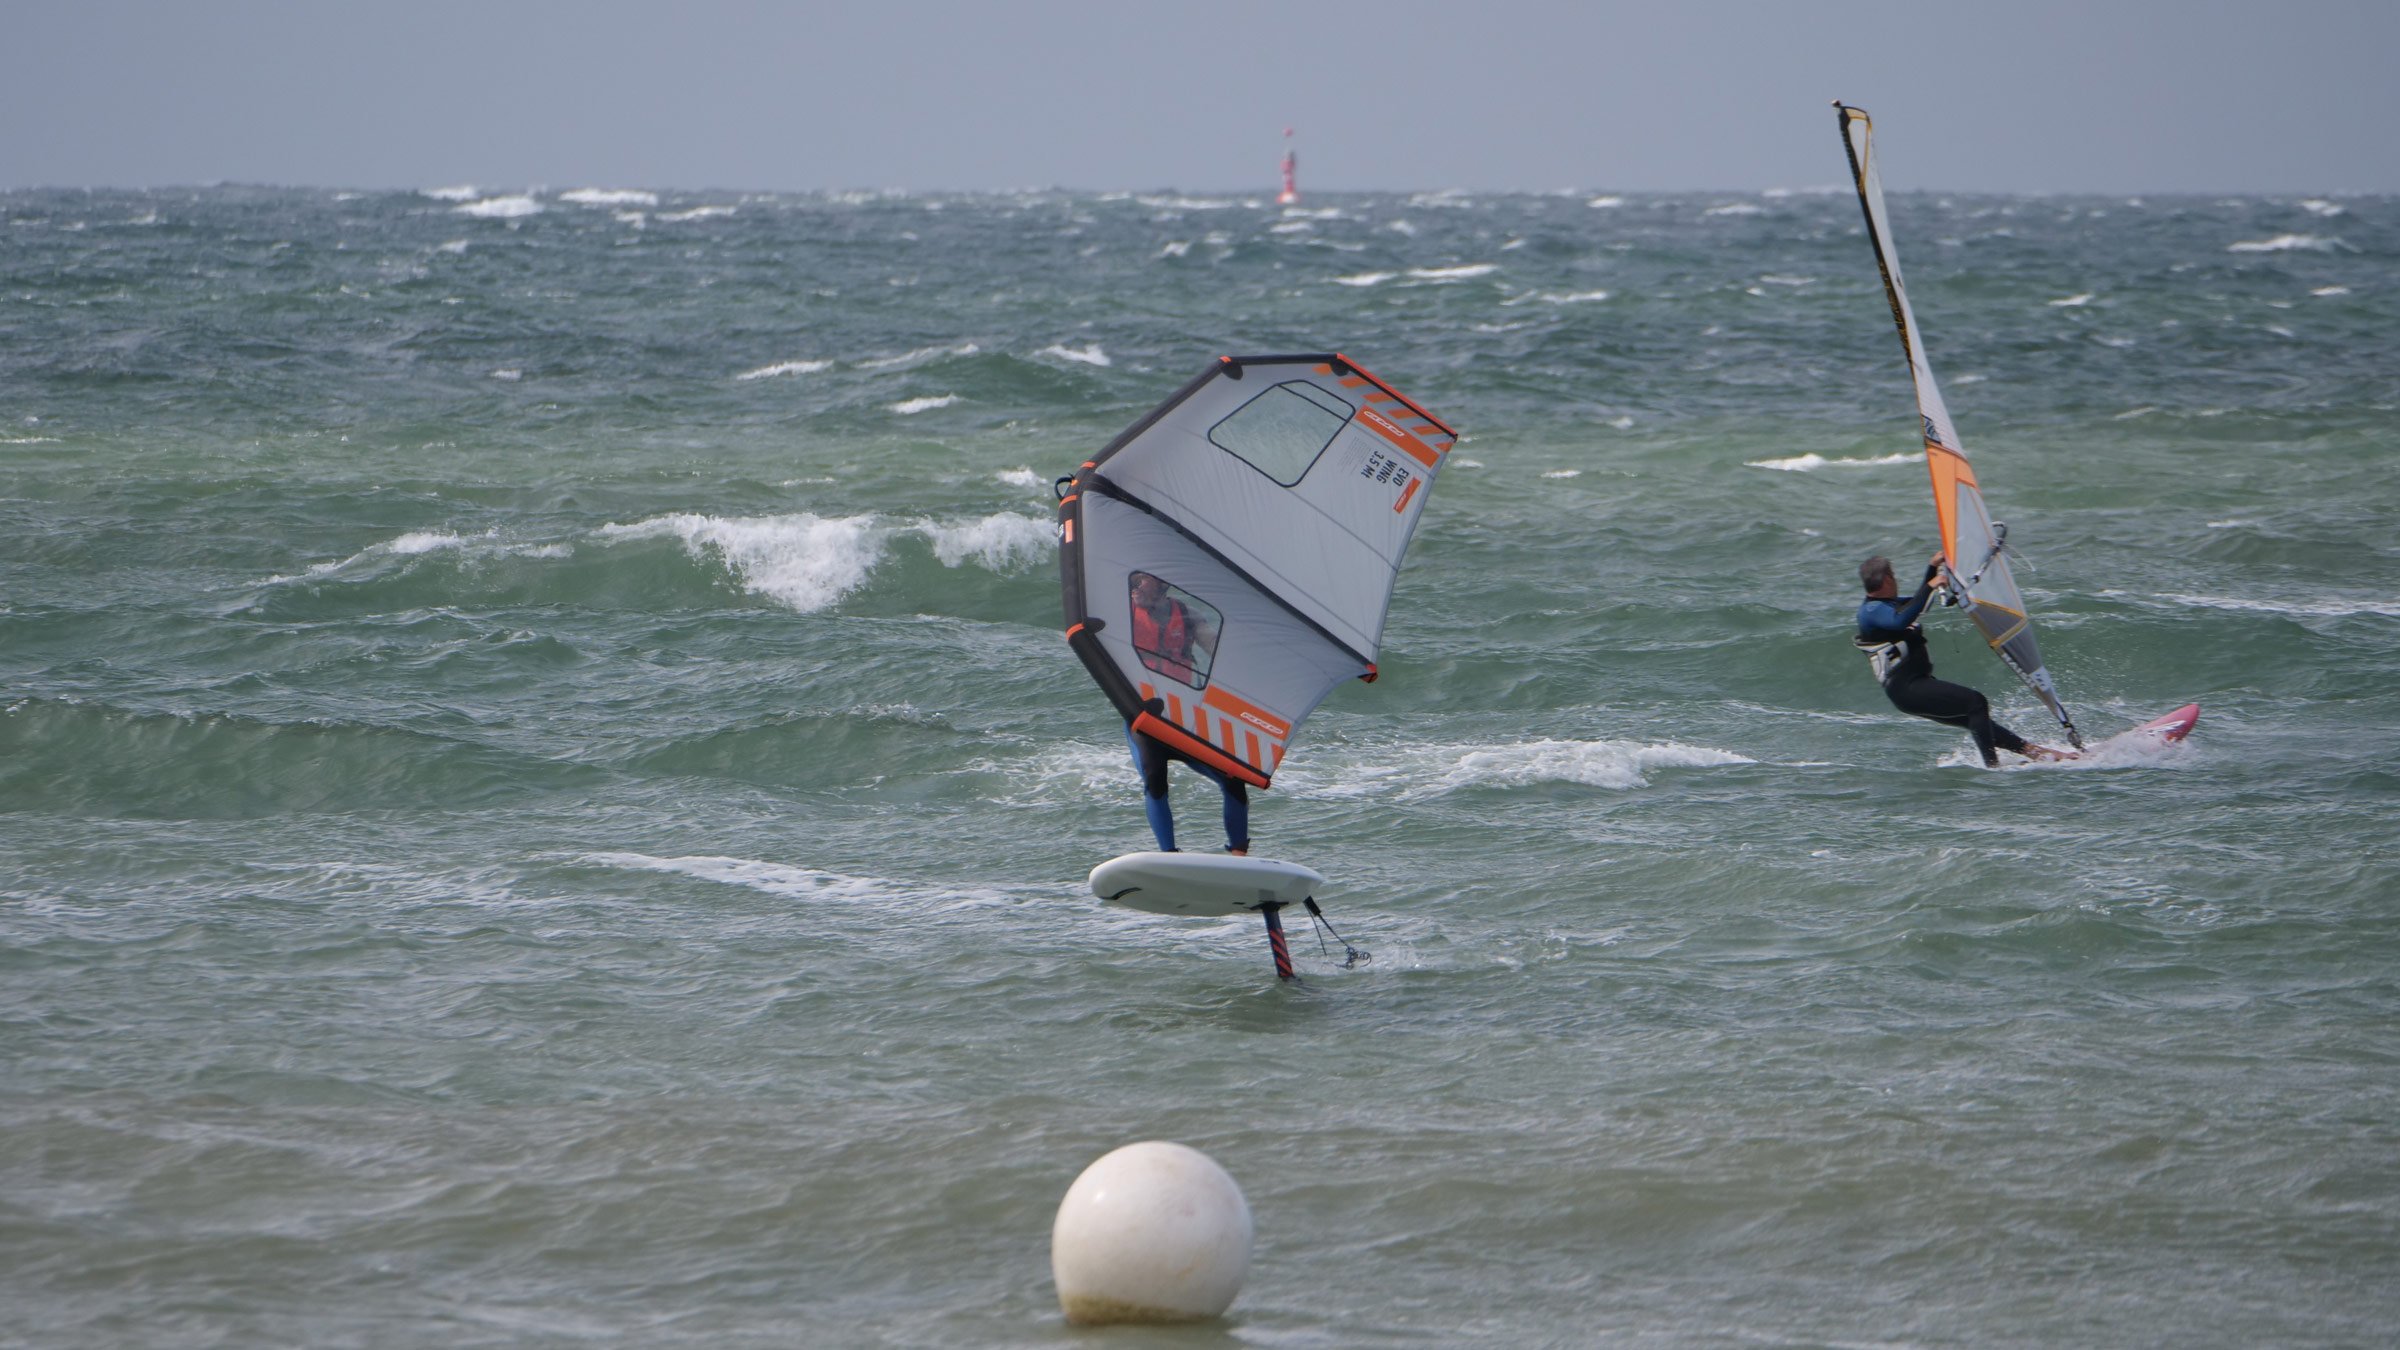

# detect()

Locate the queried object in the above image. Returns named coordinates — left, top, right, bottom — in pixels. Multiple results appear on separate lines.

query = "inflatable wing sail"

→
left=1835, top=102, right=2082, bottom=748
left=1056, top=354, right=1456, bottom=787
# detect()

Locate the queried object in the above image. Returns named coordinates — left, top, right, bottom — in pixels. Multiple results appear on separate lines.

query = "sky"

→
left=7, top=0, right=2398, bottom=195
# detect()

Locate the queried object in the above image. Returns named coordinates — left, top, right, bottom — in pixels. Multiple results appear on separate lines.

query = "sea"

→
left=3, top=180, right=2395, bottom=1348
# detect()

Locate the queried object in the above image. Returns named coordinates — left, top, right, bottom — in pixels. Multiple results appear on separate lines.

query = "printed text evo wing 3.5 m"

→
left=1835, top=102, right=2083, bottom=748
left=1056, top=354, right=1457, bottom=786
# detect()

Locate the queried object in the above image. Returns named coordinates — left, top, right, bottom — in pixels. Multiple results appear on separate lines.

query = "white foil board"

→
left=1089, top=851, right=1326, bottom=917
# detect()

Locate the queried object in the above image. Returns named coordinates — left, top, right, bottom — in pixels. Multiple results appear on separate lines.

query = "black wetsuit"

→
left=1857, top=580, right=2033, bottom=768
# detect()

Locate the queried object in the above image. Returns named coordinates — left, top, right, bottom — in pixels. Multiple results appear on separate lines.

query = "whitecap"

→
left=559, top=188, right=659, bottom=207
left=1587, top=195, right=1624, bottom=209
left=658, top=205, right=736, bottom=222
left=2312, top=285, right=2350, bottom=297
left=389, top=530, right=489, bottom=555
left=735, top=359, right=832, bottom=381
left=918, top=512, right=1052, bottom=570
left=454, top=193, right=542, bottom=219
left=1540, top=469, right=1581, bottom=479
left=2228, top=233, right=2340, bottom=253
left=1040, top=342, right=1111, bottom=367
left=421, top=185, right=479, bottom=202
left=2163, top=592, right=2400, bottom=618
left=859, top=342, right=979, bottom=372
left=2299, top=199, right=2345, bottom=217
left=1135, top=194, right=1237, bottom=211
left=264, top=528, right=565, bottom=581
left=889, top=394, right=960, bottom=415
left=1383, top=738, right=1753, bottom=797
left=1747, top=451, right=1922, bottom=472
left=1158, top=240, right=1192, bottom=257
left=1704, top=202, right=1764, bottom=217
left=436, top=239, right=470, bottom=255
left=1406, top=263, right=1497, bottom=282
left=2049, top=292, right=2094, bottom=307
left=599, top=511, right=882, bottom=612
left=995, top=467, right=1042, bottom=488
left=1268, top=219, right=1314, bottom=234
left=490, top=368, right=522, bottom=381
left=582, top=853, right=896, bottom=905
left=1333, top=271, right=1394, bottom=287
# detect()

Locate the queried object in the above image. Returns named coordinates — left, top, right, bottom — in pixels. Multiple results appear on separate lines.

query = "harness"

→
left=1853, top=632, right=1907, bottom=686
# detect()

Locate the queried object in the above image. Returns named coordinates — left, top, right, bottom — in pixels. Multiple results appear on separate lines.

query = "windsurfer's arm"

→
left=1893, top=579, right=1935, bottom=628
left=1858, top=582, right=1936, bottom=639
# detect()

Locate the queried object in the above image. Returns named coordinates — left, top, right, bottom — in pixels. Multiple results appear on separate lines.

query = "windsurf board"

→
left=2098, top=702, right=2199, bottom=750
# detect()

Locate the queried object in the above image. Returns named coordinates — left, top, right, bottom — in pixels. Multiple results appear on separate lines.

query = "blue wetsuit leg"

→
left=1126, top=724, right=1176, bottom=851
left=1126, top=723, right=1249, bottom=851
left=1184, top=759, right=1251, bottom=853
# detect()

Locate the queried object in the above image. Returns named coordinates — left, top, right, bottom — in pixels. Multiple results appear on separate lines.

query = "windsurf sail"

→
left=1834, top=102, right=2083, bottom=748
left=1056, top=354, right=1456, bottom=786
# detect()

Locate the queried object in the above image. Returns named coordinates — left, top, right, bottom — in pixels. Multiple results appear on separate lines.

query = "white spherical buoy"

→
left=1051, top=1140, right=1252, bottom=1325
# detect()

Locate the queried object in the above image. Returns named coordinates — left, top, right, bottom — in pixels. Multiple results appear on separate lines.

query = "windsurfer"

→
left=1127, top=572, right=1249, bottom=854
left=1855, top=554, right=2070, bottom=767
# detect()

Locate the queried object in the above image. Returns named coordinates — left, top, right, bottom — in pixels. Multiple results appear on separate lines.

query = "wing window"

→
left=1206, top=380, right=1354, bottom=485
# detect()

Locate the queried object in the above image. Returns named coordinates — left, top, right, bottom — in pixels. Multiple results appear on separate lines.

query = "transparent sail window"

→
left=1206, top=380, right=1354, bottom=485
left=1128, top=571, right=1222, bottom=690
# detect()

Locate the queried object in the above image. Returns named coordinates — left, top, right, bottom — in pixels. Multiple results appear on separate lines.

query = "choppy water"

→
left=4, top=181, right=2397, bottom=1347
